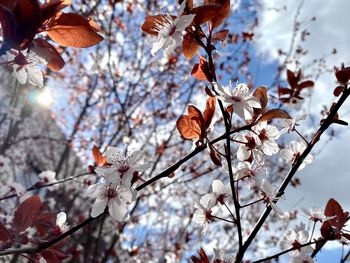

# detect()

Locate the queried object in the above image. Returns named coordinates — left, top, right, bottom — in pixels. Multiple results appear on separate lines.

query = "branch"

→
left=236, top=84, right=350, bottom=262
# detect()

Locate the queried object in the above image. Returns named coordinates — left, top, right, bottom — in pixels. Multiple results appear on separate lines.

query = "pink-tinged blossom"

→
left=281, top=114, right=307, bottom=133
left=234, top=161, right=265, bottom=189
left=193, top=201, right=214, bottom=235
left=151, top=1, right=195, bottom=56
left=252, top=121, right=281, bottom=156
left=87, top=181, right=136, bottom=222
left=280, top=222, right=313, bottom=258
left=6, top=50, right=45, bottom=87
left=234, top=133, right=263, bottom=163
left=38, top=171, right=57, bottom=184
left=258, top=179, right=285, bottom=218
left=301, top=207, right=336, bottom=223
left=95, top=147, right=152, bottom=187
left=280, top=141, right=313, bottom=170
left=200, top=180, right=231, bottom=207
left=215, top=82, right=261, bottom=120
left=53, top=212, right=69, bottom=235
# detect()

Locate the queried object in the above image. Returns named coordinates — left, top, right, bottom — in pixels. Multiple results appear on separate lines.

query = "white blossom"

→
left=151, top=1, right=195, bottom=56
left=252, top=121, right=281, bottom=156
left=7, top=49, right=45, bottom=87
left=38, top=171, right=57, bottom=184
left=215, top=82, right=261, bottom=120
left=200, top=179, right=231, bottom=207
left=280, top=141, right=313, bottom=170
left=233, top=161, right=266, bottom=189
left=234, top=132, right=263, bottom=163
left=87, top=181, right=136, bottom=221
left=56, top=212, right=69, bottom=233
left=258, top=179, right=285, bottom=218
left=280, top=222, right=313, bottom=257
left=95, top=147, right=152, bottom=187
left=193, top=201, right=214, bottom=235
left=301, top=207, right=336, bottom=223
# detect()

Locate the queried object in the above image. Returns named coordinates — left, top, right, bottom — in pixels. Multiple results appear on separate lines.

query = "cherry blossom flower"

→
left=151, top=1, right=195, bottom=56
left=95, top=147, right=152, bottom=187
left=193, top=201, right=214, bottom=235
left=38, top=171, right=57, bottom=184
left=280, top=222, right=313, bottom=258
left=200, top=180, right=231, bottom=207
left=301, top=207, right=336, bottom=223
left=234, top=132, right=263, bottom=163
left=258, top=179, right=285, bottom=218
left=6, top=50, right=45, bottom=87
left=87, top=181, right=136, bottom=221
left=215, top=82, right=261, bottom=120
left=233, top=161, right=265, bottom=189
left=280, top=141, right=313, bottom=170
left=252, top=121, right=281, bottom=156
left=53, top=212, right=69, bottom=235
left=281, top=114, right=307, bottom=133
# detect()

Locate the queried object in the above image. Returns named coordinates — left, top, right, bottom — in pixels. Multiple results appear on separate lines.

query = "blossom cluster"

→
left=87, top=147, right=152, bottom=221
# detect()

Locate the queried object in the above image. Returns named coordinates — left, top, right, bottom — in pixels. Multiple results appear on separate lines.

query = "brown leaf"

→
left=41, top=0, right=70, bottom=22
left=333, top=86, right=345, bottom=97
left=191, top=55, right=212, bottom=82
left=0, top=223, right=10, bottom=242
left=92, top=145, right=106, bottom=165
left=33, top=38, right=65, bottom=71
left=47, top=13, right=103, bottom=48
left=182, top=32, right=200, bottom=59
left=203, top=96, right=216, bottom=129
left=176, top=115, right=202, bottom=140
left=298, top=80, right=314, bottom=90
left=212, top=29, right=229, bottom=42
left=258, top=109, right=291, bottom=122
left=209, top=145, right=221, bottom=166
left=324, top=198, right=349, bottom=230
left=13, top=195, right=42, bottom=233
left=191, top=0, right=230, bottom=29
left=253, top=86, right=268, bottom=109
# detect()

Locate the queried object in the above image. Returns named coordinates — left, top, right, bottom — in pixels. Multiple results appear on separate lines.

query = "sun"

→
left=36, top=88, right=54, bottom=107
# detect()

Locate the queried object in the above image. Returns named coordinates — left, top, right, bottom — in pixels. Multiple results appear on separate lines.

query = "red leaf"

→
left=92, top=145, right=106, bottom=165
left=47, top=13, right=103, bottom=48
left=258, top=109, right=291, bottom=122
left=298, top=80, right=314, bottom=90
left=208, top=145, right=221, bottom=166
left=333, top=86, right=345, bottom=97
left=203, top=96, right=216, bottom=129
left=182, top=32, right=200, bottom=59
left=191, top=55, right=212, bottom=82
left=253, top=86, right=268, bottom=109
left=13, top=195, right=42, bottom=233
left=33, top=38, right=65, bottom=71
left=0, top=223, right=10, bottom=242
left=324, top=198, right=349, bottom=230
left=176, top=115, right=202, bottom=140
left=41, top=249, right=69, bottom=263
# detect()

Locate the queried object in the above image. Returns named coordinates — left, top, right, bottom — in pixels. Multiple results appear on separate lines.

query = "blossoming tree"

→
left=0, top=0, right=349, bottom=262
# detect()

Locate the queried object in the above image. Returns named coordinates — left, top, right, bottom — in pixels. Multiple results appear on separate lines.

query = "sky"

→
left=255, top=0, right=350, bottom=261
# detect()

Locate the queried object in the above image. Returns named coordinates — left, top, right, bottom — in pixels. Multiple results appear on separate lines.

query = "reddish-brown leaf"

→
left=258, top=109, right=291, bottom=122
left=324, top=198, right=349, bottom=230
left=209, top=145, right=221, bottom=166
left=298, top=80, right=314, bottom=90
left=35, top=212, right=55, bottom=236
left=33, top=38, right=65, bottom=71
left=40, top=0, right=70, bottom=22
left=191, top=0, right=230, bottom=29
left=0, top=223, right=10, bottom=242
left=176, top=115, right=202, bottom=140
left=41, top=248, right=69, bottom=263
left=182, top=32, right=200, bottom=59
left=47, top=13, right=103, bottom=48
left=191, top=55, right=212, bottom=82
left=333, top=86, right=345, bottom=97
left=203, top=96, right=216, bottom=129
left=13, top=195, right=42, bottom=233
left=92, top=145, right=106, bottom=166
left=253, top=86, right=268, bottom=109
left=242, top=32, right=254, bottom=41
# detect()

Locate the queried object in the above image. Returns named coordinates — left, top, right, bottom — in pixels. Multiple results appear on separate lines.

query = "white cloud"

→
left=256, top=0, right=350, bottom=211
